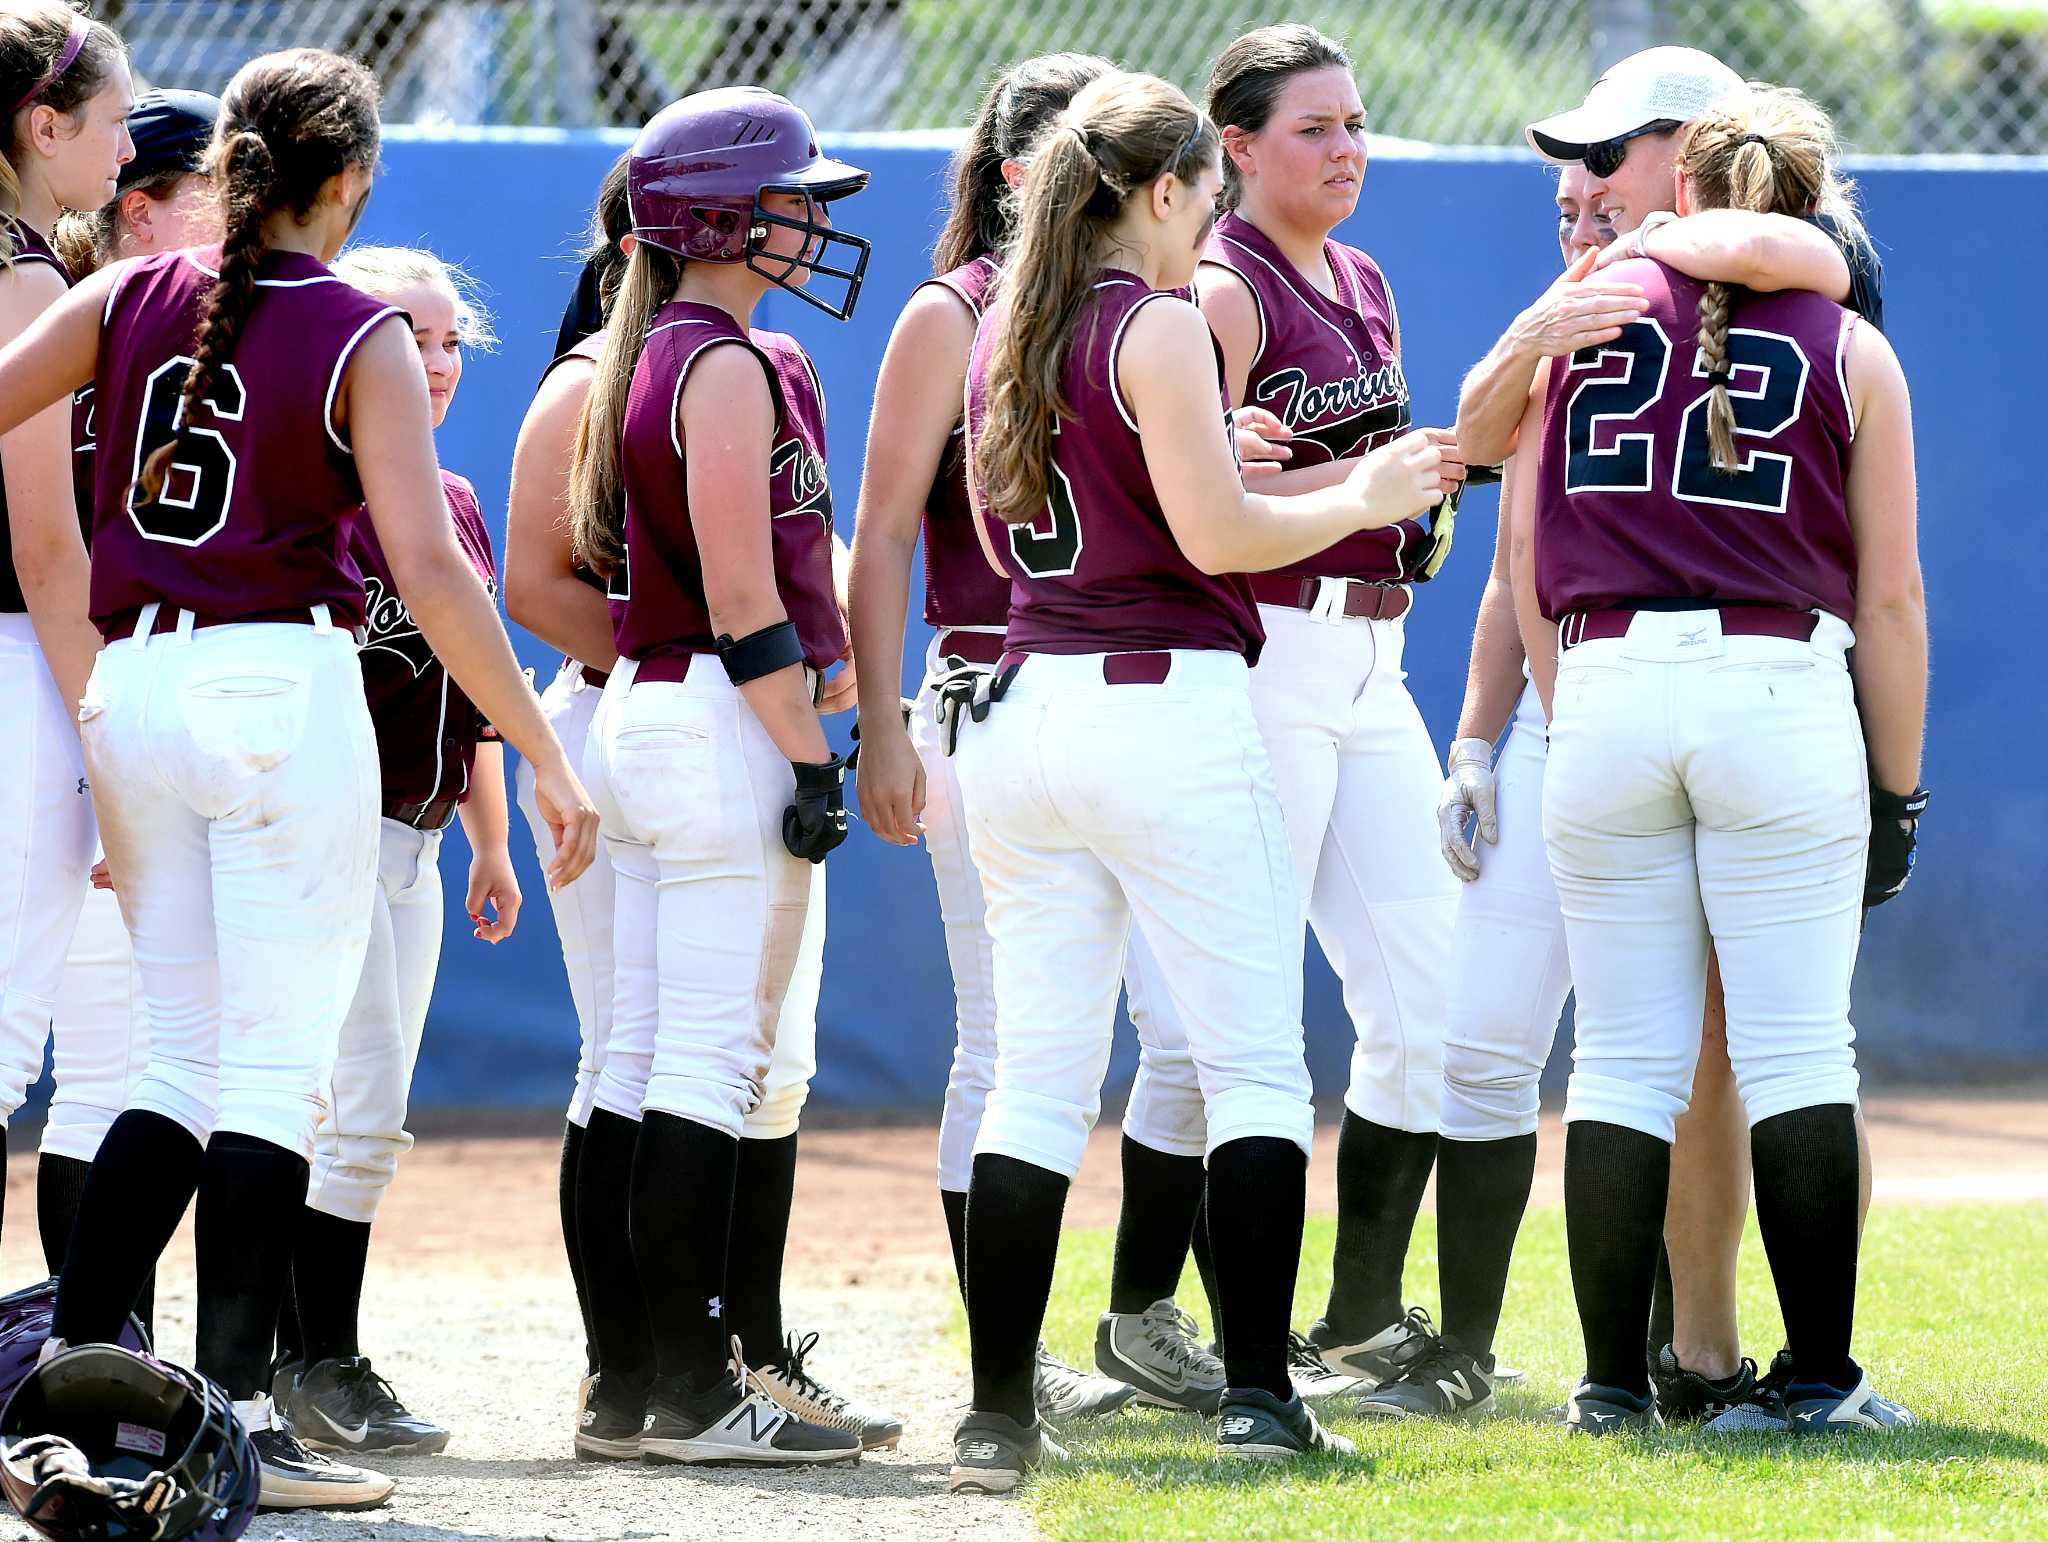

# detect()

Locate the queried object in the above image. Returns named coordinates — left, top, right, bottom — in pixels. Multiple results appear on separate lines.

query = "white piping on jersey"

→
left=1102, top=280, right=1170, bottom=434
left=659, top=322, right=767, bottom=461
left=182, top=252, right=350, bottom=289
left=325, top=306, right=406, bottom=456
left=1216, top=232, right=1366, bottom=371
left=430, top=668, right=449, bottom=816
left=1835, top=314, right=1857, bottom=442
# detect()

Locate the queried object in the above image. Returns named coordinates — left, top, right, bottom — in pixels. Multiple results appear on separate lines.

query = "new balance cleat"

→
left=1095, top=1298, right=1225, bottom=1415
left=1564, top=1379, right=1660, bottom=1435
left=1034, top=1340, right=1138, bottom=1422
left=752, top=1330, right=905, bottom=1450
left=950, top=1409, right=1066, bottom=1495
left=575, top=1371, right=647, bottom=1461
left=1286, top=1332, right=1362, bottom=1401
left=1308, top=1305, right=1434, bottom=1388
left=1217, top=1387, right=1355, bottom=1461
left=640, top=1371, right=860, bottom=1467
left=1356, top=1337, right=1497, bottom=1422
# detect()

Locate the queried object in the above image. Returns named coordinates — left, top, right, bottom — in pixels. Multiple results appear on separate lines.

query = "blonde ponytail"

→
left=568, top=242, right=681, bottom=576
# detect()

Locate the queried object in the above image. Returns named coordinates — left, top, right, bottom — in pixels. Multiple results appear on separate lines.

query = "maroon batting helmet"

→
left=627, top=87, right=872, bottom=321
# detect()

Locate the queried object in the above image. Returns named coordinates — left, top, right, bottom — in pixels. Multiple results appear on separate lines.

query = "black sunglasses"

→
left=1581, top=119, right=1682, bottom=179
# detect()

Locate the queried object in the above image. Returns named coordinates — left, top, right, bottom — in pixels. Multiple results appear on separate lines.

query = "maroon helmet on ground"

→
left=627, top=86, right=872, bottom=321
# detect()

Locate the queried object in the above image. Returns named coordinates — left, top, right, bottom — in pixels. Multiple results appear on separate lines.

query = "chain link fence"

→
left=97, top=0, right=2048, bottom=152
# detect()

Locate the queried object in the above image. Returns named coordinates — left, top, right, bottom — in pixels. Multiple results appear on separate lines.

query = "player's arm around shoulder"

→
left=1842, top=319, right=1925, bottom=794
left=1506, top=360, right=1559, bottom=719
left=1603, top=209, right=1852, bottom=302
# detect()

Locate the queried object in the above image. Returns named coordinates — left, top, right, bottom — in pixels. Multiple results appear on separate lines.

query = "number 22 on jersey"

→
left=1563, top=318, right=1811, bottom=514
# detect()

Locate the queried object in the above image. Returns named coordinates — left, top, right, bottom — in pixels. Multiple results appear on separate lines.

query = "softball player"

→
left=565, top=87, right=884, bottom=1468
left=509, top=170, right=883, bottom=1460
left=1386, top=57, right=1894, bottom=1426
left=261, top=246, right=508, bottom=1460
left=0, top=47, right=596, bottom=1509
left=36, top=84, right=222, bottom=1335
left=950, top=69, right=1458, bottom=1491
left=845, top=49, right=1148, bottom=1424
left=0, top=1, right=131, bottom=1265
left=1110, top=23, right=1459, bottom=1396
left=1512, top=88, right=1925, bottom=1433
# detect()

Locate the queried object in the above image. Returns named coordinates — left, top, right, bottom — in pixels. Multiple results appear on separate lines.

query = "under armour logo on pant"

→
left=707, top=1295, right=723, bottom=1319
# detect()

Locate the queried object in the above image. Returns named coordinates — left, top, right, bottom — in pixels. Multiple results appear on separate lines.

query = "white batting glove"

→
left=1436, top=737, right=1499, bottom=882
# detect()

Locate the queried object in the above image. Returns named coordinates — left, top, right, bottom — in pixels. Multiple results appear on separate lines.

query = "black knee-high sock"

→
left=38, top=1151, right=159, bottom=1342
left=1564, top=1121, right=1669, bottom=1396
left=1435, top=1133, right=1538, bottom=1361
left=725, top=1132, right=798, bottom=1364
left=1108, top=1135, right=1206, bottom=1315
left=194, top=1134, right=310, bottom=1399
left=53, top=1110, right=201, bottom=1346
left=1324, top=1111, right=1438, bottom=1334
left=940, top=1188, right=969, bottom=1307
left=292, top=1207, right=373, bottom=1366
left=630, top=1112, right=739, bottom=1390
left=560, top=1121, right=598, bottom=1376
left=1751, top=1104, right=1860, bottom=1389
left=1206, top=1137, right=1305, bottom=1400
left=965, top=1153, right=1067, bottom=1425
left=576, top=1110, right=654, bottom=1388
left=1189, top=1187, right=1223, bottom=1352
left=1648, top=1242, right=1676, bottom=1360
left=275, top=1258, right=304, bottom=1368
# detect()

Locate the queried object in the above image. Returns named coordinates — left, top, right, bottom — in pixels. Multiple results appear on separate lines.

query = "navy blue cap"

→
left=119, top=89, right=221, bottom=193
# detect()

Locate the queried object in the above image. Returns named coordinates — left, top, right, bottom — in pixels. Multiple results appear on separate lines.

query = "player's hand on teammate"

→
left=1231, top=405, right=1293, bottom=477
left=88, top=858, right=115, bottom=892
left=855, top=717, right=927, bottom=847
left=1436, top=737, right=1499, bottom=882
left=1508, top=246, right=1648, bottom=359
left=533, top=759, right=600, bottom=890
left=1350, top=427, right=1463, bottom=527
left=465, top=849, right=523, bottom=943
left=818, top=651, right=859, bottom=715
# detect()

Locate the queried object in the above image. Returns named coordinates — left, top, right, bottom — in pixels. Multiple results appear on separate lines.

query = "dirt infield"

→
left=1, top=1091, right=2040, bottom=1540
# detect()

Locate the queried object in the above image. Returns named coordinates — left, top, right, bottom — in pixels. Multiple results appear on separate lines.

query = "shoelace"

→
left=333, top=1359, right=408, bottom=1423
left=1398, top=1305, right=1438, bottom=1343
left=1390, top=1338, right=1471, bottom=1392
left=1142, top=1305, right=1213, bottom=1369
left=1035, top=1344, right=1085, bottom=1387
left=778, top=1331, right=852, bottom=1413
left=1286, top=1331, right=1342, bottom=1377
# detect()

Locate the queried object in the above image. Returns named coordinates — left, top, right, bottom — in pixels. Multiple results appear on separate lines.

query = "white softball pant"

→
left=41, top=877, right=146, bottom=1163
left=516, top=661, right=615, bottom=1128
left=305, top=818, right=444, bottom=1224
left=1122, top=605, right=1456, bottom=1155
left=1439, top=680, right=1575, bottom=1142
left=583, top=657, right=821, bottom=1141
left=79, top=609, right=380, bottom=1160
left=1544, top=611, right=1866, bottom=1144
left=0, top=612, right=95, bottom=1122
left=955, top=649, right=1314, bottom=1181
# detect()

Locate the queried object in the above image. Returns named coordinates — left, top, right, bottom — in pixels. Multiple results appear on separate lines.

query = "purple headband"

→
left=12, top=14, right=91, bottom=116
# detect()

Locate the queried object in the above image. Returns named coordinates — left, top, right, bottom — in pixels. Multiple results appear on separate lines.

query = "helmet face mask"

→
left=627, top=87, right=873, bottom=322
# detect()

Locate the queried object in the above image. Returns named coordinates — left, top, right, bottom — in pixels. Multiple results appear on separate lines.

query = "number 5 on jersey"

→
left=127, top=357, right=246, bottom=546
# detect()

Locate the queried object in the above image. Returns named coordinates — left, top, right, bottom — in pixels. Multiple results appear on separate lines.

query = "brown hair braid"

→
left=139, top=48, right=381, bottom=503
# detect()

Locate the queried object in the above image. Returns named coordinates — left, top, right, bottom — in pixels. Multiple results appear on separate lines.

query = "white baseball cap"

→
left=1525, top=46, right=1744, bottom=164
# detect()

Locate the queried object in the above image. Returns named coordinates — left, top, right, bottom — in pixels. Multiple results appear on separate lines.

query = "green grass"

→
left=969, top=1203, right=2048, bottom=1539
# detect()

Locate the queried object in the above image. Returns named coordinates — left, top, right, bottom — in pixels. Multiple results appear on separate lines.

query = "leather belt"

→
left=102, top=603, right=365, bottom=646
left=1557, top=605, right=1818, bottom=651
left=1249, top=574, right=1410, bottom=622
left=385, top=793, right=460, bottom=831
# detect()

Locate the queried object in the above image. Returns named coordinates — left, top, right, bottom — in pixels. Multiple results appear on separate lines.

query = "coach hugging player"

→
left=0, top=4, right=1926, bottom=1533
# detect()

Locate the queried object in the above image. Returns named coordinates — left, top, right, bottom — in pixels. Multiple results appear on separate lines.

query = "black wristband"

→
left=1870, top=785, right=1929, bottom=821
left=792, top=755, right=845, bottom=791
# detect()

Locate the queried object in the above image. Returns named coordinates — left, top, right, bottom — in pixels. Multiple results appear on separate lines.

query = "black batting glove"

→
left=783, top=755, right=849, bottom=863
left=1864, top=783, right=1928, bottom=909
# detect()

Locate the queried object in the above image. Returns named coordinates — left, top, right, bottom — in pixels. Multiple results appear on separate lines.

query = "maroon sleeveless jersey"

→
left=0, top=221, right=74, bottom=613
left=966, top=272, right=1264, bottom=662
left=89, top=246, right=403, bottom=636
left=1202, top=212, right=1417, bottom=583
left=1535, top=258, right=1857, bottom=621
left=917, top=254, right=1009, bottom=630
left=610, top=303, right=844, bottom=670
left=351, top=469, right=498, bottom=813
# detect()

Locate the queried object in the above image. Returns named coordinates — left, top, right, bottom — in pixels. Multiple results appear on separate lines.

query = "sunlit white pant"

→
left=306, top=818, right=444, bottom=1223
left=584, top=657, right=820, bottom=1140
left=956, top=649, right=1314, bottom=1181
left=516, top=661, right=616, bottom=1128
left=0, top=612, right=95, bottom=1123
left=1439, top=680, right=1575, bottom=1141
left=42, top=878, right=147, bottom=1164
left=80, top=610, right=379, bottom=1159
left=1122, top=606, right=1456, bottom=1156
left=1544, top=611, right=1866, bottom=1144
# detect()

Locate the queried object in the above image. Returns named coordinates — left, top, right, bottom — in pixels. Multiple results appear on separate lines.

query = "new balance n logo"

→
left=724, top=1400, right=785, bottom=1443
